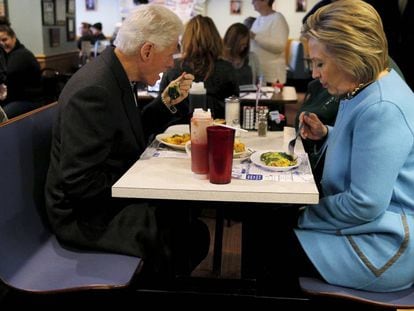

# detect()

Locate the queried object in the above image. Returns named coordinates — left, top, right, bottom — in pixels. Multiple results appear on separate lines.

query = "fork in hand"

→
left=288, top=111, right=309, bottom=157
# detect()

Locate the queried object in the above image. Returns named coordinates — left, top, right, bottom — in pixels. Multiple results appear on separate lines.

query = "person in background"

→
left=0, top=18, right=7, bottom=102
left=250, top=0, right=289, bottom=85
left=0, top=43, right=7, bottom=103
left=77, top=22, right=94, bottom=66
left=90, top=22, right=106, bottom=44
left=223, top=23, right=262, bottom=86
left=90, top=22, right=109, bottom=57
left=45, top=4, right=210, bottom=284
left=143, top=15, right=238, bottom=135
left=77, top=22, right=93, bottom=50
left=250, top=0, right=414, bottom=296
left=0, top=23, right=41, bottom=119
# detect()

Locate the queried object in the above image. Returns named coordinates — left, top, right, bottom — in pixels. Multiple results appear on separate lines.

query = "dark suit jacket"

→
left=45, top=47, right=160, bottom=257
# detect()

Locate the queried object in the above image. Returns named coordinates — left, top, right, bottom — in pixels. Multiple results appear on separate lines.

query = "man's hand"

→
left=161, top=72, right=195, bottom=106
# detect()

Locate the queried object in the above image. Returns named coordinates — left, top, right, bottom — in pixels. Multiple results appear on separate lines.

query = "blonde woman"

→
left=248, top=0, right=414, bottom=296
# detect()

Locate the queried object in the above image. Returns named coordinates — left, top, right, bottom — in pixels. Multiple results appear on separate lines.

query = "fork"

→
left=288, top=111, right=309, bottom=157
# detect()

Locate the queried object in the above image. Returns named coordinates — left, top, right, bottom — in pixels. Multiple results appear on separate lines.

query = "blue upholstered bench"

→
left=300, top=277, right=414, bottom=310
left=0, top=102, right=142, bottom=292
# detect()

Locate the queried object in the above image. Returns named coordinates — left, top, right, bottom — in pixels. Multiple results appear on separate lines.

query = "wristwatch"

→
left=161, top=94, right=177, bottom=114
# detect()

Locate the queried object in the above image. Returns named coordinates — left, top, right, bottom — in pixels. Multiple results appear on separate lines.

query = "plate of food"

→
left=184, top=138, right=251, bottom=158
left=233, top=139, right=253, bottom=160
left=156, top=133, right=190, bottom=151
left=250, top=150, right=300, bottom=171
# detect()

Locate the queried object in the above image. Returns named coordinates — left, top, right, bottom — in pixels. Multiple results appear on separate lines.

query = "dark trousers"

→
left=2, top=101, right=40, bottom=119
left=242, top=205, right=322, bottom=296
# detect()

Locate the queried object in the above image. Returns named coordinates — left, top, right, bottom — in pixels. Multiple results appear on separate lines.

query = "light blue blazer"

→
left=295, top=70, right=414, bottom=292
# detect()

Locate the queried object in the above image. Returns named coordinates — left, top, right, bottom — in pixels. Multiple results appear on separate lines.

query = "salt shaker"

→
left=225, top=96, right=240, bottom=128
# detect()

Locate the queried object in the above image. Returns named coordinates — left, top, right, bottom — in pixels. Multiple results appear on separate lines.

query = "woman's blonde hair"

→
left=180, top=15, right=223, bottom=80
left=301, top=0, right=388, bottom=84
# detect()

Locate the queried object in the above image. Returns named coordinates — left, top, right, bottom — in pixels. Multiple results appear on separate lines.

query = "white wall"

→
left=75, top=0, right=121, bottom=38
left=75, top=0, right=321, bottom=40
left=206, top=0, right=320, bottom=39
left=8, top=0, right=44, bottom=55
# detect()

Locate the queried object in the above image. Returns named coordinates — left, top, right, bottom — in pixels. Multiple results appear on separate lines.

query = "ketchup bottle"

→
left=190, top=108, right=213, bottom=176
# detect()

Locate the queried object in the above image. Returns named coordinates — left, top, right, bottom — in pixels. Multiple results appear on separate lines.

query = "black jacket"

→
left=45, top=47, right=157, bottom=257
left=2, top=39, right=41, bottom=105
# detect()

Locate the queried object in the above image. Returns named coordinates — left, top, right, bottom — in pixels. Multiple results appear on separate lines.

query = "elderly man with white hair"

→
left=45, top=4, right=209, bottom=284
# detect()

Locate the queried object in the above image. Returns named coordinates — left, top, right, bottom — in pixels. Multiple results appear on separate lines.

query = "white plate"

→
left=250, top=150, right=300, bottom=171
left=164, top=124, right=189, bottom=134
left=233, top=149, right=254, bottom=162
left=156, top=133, right=189, bottom=151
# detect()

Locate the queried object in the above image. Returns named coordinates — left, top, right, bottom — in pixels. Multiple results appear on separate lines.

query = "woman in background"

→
left=223, top=23, right=262, bottom=86
left=0, top=23, right=41, bottom=118
left=250, top=0, right=289, bottom=85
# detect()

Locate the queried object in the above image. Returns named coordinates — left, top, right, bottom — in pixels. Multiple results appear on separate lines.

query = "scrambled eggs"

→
left=162, top=133, right=190, bottom=145
left=260, top=151, right=297, bottom=167
left=234, top=139, right=246, bottom=153
left=162, top=134, right=245, bottom=153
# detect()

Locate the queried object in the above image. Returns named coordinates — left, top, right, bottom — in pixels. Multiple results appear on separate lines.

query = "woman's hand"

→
left=161, top=72, right=194, bottom=106
left=300, top=112, right=328, bottom=140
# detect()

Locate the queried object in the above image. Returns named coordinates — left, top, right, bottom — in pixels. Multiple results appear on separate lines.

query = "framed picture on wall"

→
left=230, top=0, right=241, bottom=15
left=67, top=0, right=75, bottom=14
left=85, top=0, right=96, bottom=11
left=49, top=28, right=60, bottom=47
left=0, top=0, right=8, bottom=18
left=42, top=0, right=55, bottom=26
left=296, top=0, right=306, bottom=12
left=66, top=16, right=75, bottom=41
left=55, top=0, right=66, bottom=25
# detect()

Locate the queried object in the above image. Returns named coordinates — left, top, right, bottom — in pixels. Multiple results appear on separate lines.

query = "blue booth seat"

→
left=0, top=102, right=142, bottom=292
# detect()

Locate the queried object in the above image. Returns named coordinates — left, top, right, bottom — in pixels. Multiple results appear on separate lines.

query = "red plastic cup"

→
left=207, top=126, right=235, bottom=184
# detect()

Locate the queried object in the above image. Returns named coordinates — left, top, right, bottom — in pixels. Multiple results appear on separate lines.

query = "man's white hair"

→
left=114, top=4, right=183, bottom=55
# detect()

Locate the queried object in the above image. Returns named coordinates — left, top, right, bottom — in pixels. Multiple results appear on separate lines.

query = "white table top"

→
left=112, top=126, right=319, bottom=205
